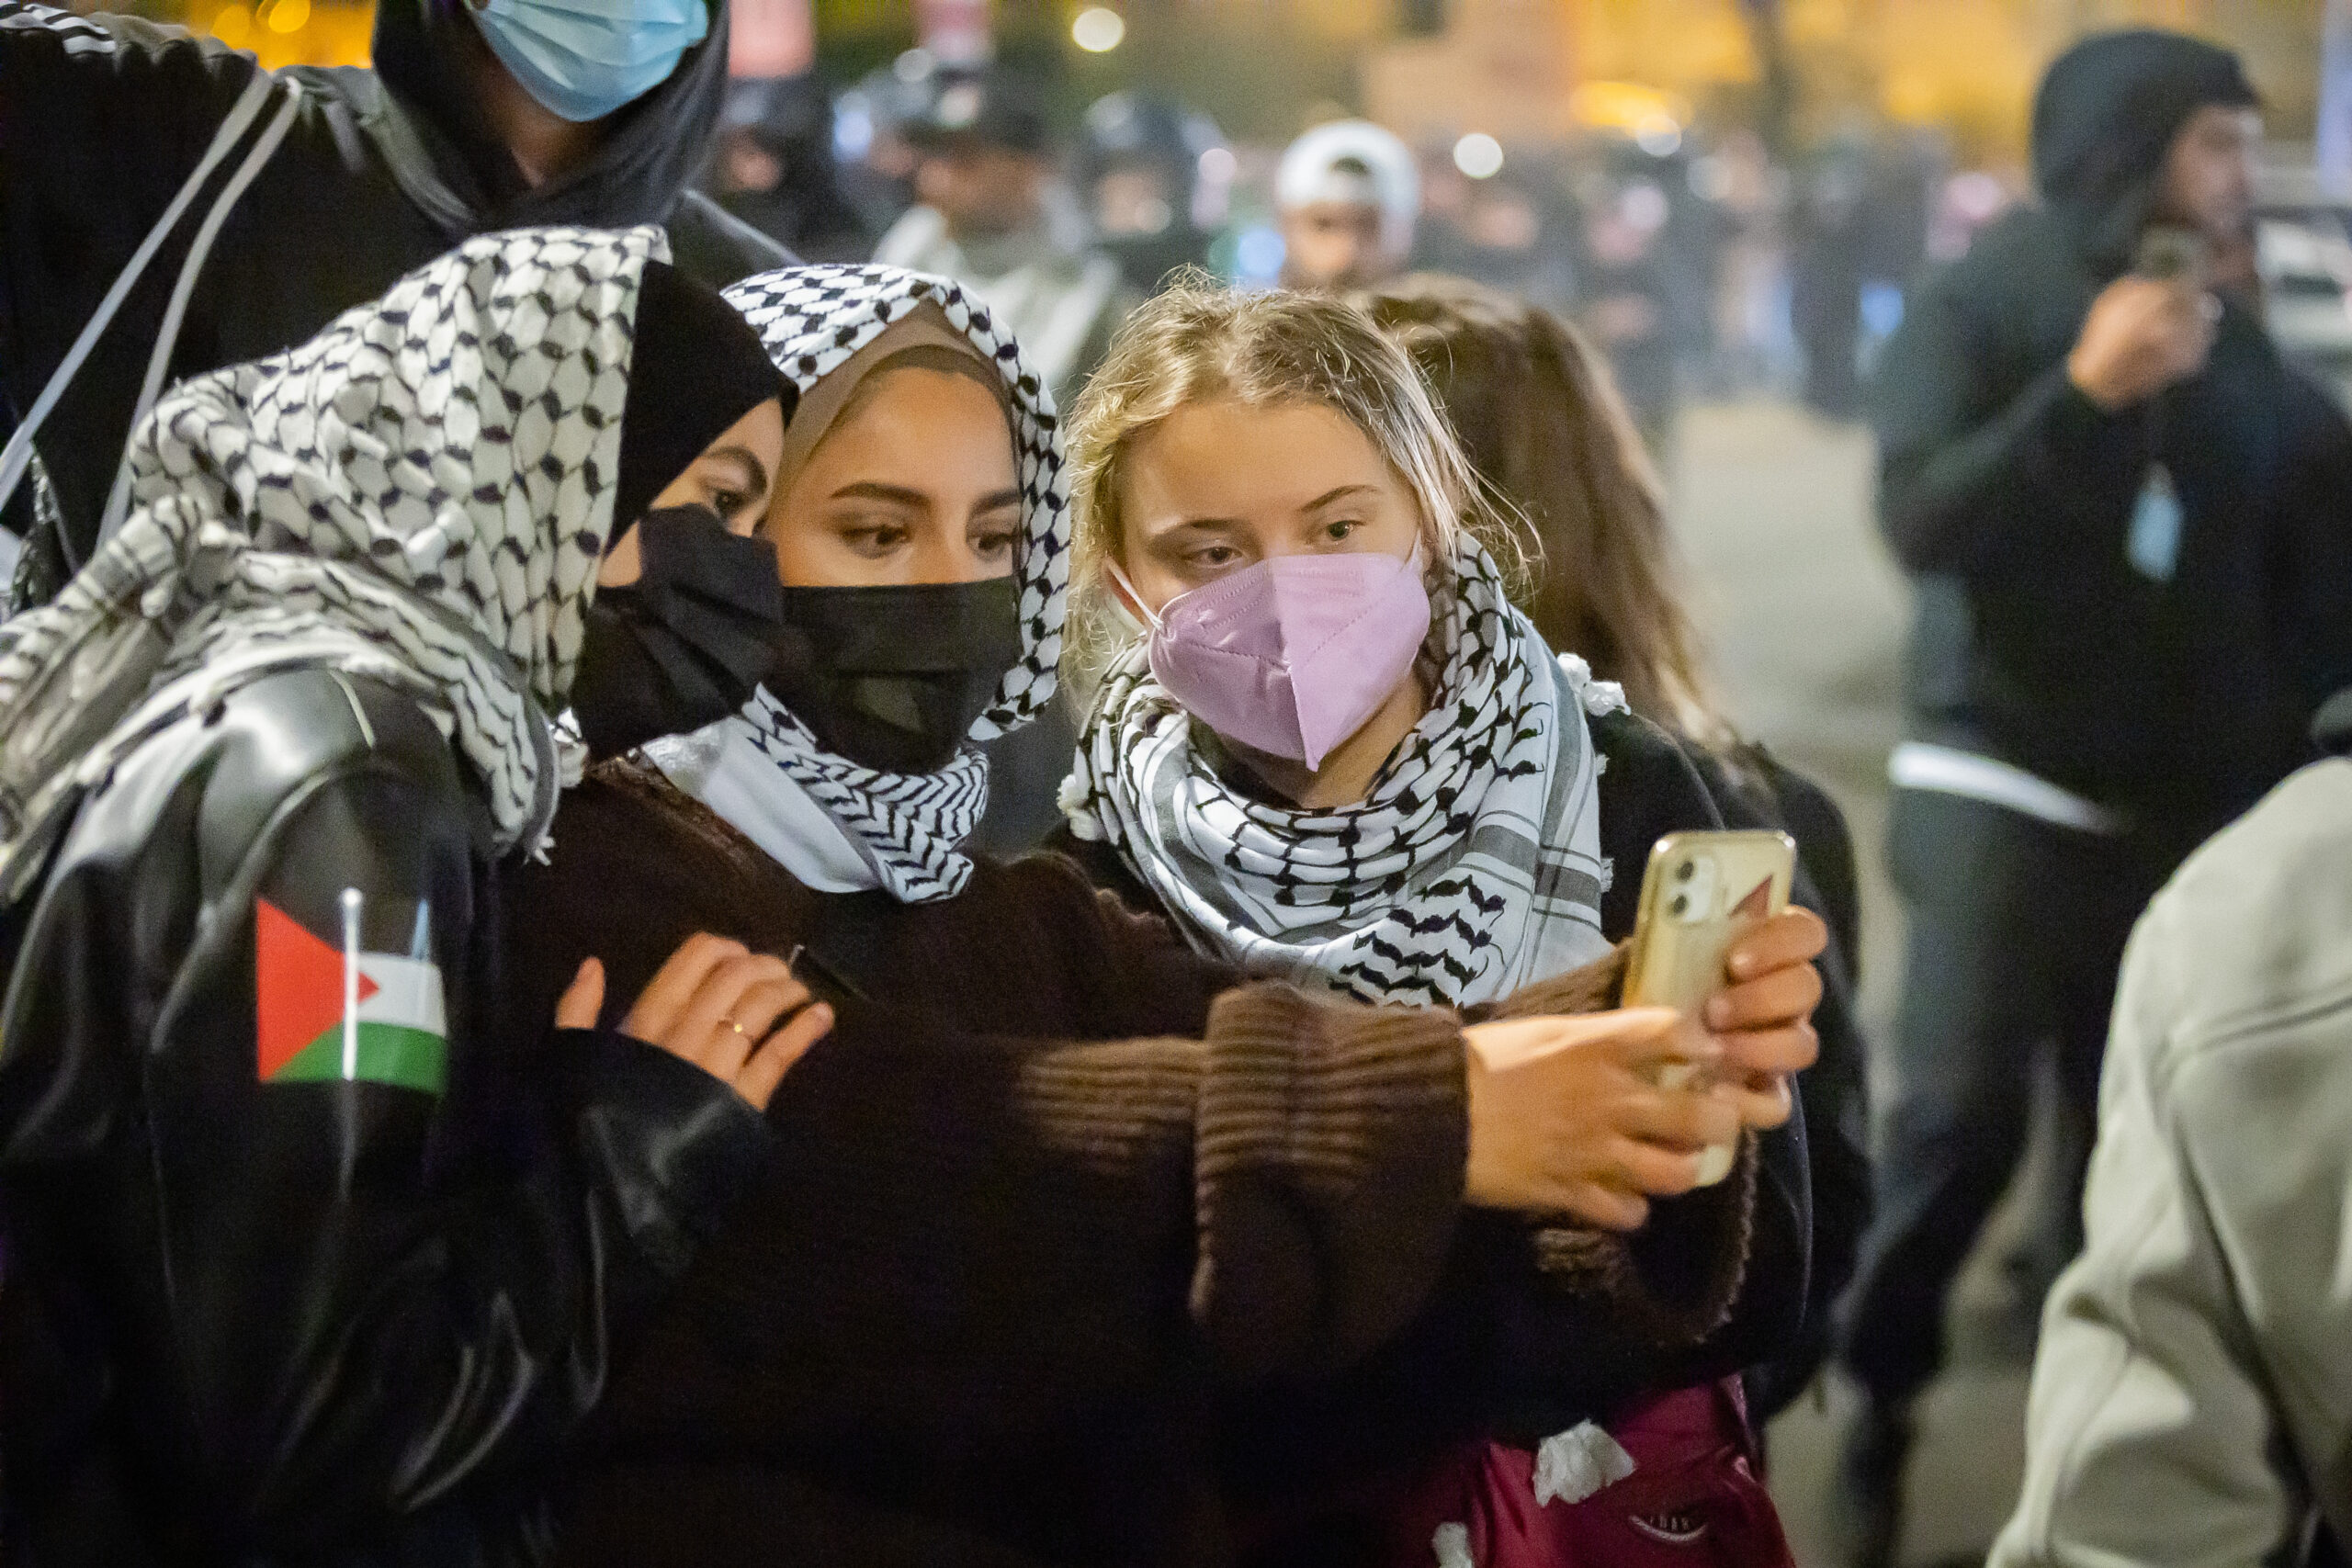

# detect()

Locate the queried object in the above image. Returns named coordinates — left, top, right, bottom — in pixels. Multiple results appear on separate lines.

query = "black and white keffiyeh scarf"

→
left=1064, top=536, right=1625, bottom=1008
left=677, top=264, right=1070, bottom=904
left=0, top=226, right=661, bottom=882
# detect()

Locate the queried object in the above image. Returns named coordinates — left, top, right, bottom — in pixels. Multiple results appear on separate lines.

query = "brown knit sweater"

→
left=503, top=761, right=1756, bottom=1567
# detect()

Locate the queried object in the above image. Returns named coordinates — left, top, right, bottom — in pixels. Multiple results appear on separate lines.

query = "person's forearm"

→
left=1880, top=364, right=2114, bottom=576
left=1193, top=981, right=1468, bottom=1382
left=746, top=982, right=1469, bottom=1400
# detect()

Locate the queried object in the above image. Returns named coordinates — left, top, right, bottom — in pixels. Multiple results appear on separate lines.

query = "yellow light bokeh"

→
left=1569, top=80, right=1695, bottom=134
left=208, top=0, right=251, bottom=46
left=199, top=0, right=370, bottom=67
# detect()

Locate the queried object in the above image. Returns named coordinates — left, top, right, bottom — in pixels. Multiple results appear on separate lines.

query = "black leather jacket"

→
left=0, top=668, right=773, bottom=1567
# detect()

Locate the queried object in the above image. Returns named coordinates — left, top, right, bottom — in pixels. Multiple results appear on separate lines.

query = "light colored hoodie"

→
left=1993, top=756, right=2352, bottom=1568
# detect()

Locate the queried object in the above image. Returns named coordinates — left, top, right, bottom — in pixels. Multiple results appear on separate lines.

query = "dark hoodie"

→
left=0, top=0, right=788, bottom=579
left=1871, top=30, right=2352, bottom=858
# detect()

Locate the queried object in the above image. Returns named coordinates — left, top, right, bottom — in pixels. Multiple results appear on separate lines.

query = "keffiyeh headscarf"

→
left=667, top=264, right=1070, bottom=904
left=1064, top=535, right=1624, bottom=1008
left=0, top=227, right=663, bottom=887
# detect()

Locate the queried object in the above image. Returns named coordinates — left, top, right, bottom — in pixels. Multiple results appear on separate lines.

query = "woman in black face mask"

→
left=0, top=228, right=832, bottom=1568
left=571, top=252, right=798, bottom=761
left=517, top=266, right=1749, bottom=1568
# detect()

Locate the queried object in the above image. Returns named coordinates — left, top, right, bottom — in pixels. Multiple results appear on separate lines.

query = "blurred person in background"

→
left=1986, top=701, right=2352, bottom=1568
left=1790, top=129, right=1872, bottom=420
left=1702, top=129, right=1800, bottom=398
left=708, top=76, right=871, bottom=262
left=0, top=0, right=788, bottom=606
left=1568, top=161, right=1687, bottom=451
left=873, top=66, right=1128, bottom=412
left=1409, top=152, right=1577, bottom=319
left=1833, top=32, right=2352, bottom=1568
left=831, top=66, right=926, bottom=244
left=1274, top=118, right=1419, bottom=292
left=1363, top=273, right=1871, bottom=1427
left=1076, top=91, right=1232, bottom=297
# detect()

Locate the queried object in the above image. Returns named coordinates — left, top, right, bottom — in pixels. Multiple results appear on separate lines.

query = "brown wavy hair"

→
left=1355, top=274, right=1724, bottom=741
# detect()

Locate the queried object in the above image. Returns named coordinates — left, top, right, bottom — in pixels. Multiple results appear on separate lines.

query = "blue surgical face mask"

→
left=467, top=0, right=709, bottom=125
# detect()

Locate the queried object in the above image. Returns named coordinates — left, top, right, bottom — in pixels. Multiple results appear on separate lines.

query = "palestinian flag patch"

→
left=255, top=893, right=448, bottom=1094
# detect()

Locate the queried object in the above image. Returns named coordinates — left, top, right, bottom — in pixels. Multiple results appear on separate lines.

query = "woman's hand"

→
left=1702, top=907, right=1826, bottom=1131
left=556, top=933, right=832, bottom=1112
left=1462, top=1008, right=1740, bottom=1231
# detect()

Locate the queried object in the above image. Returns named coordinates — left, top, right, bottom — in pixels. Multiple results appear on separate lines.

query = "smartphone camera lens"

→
left=1675, top=861, right=1695, bottom=884
left=1669, top=893, right=1690, bottom=917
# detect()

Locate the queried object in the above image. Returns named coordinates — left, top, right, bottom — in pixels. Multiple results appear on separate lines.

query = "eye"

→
left=976, top=526, right=1019, bottom=562
left=1322, top=519, right=1364, bottom=543
left=842, top=523, right=911, bottom=558
left=1187, top=543, right=1242, bottom=570
left=707, top=485, right=754, bottom=525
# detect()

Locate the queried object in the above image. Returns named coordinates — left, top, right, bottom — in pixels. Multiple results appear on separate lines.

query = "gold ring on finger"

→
left=719, top=1016, right=749, bottom=1039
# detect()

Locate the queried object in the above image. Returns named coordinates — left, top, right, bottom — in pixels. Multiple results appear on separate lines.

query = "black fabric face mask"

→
left=765, top=576, right=1024, bottom=774
left=571, top=505, right=786, bottom=760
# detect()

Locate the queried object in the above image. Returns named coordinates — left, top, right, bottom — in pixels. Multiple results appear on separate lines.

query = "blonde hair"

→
left=1064, top=277, right=1528, bottom=687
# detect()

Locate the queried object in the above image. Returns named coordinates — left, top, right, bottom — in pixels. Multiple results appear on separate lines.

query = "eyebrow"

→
left=1301, top=483, right=1381, bottom=511
left=704, top=445, right=770, bottom=498
left=974, top=488, right=1023, bottom=513
left=828, top=481, right=929, bottom=506
left=1152, top=483, right=1385, bottom=536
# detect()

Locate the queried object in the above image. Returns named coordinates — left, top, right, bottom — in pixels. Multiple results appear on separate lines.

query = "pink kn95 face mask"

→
left=1114, top=544, right=1432, bottom=771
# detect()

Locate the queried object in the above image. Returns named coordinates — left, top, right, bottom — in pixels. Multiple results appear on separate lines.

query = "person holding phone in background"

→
left=1835, top=31, right=2352, bottom=1565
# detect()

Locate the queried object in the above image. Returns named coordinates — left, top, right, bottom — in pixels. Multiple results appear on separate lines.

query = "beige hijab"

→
left=772, top=301, right=1014, bottom=498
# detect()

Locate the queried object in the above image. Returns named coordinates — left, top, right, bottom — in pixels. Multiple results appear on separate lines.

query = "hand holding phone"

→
left=1704, top=908, right=1827, bottom=1132
left=1624, top=830, right=1810, bottom=1185
left=2066, top=230, right=2219, bottom=410
left=1461, top=1008, right=1737, bottom=1230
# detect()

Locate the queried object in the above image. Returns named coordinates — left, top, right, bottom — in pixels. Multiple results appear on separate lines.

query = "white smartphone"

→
left=1623, top=829, right=1798, bottom=1187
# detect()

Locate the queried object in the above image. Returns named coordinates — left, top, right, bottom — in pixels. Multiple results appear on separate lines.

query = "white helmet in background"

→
left=1276, top=119, right=1419, bottom=266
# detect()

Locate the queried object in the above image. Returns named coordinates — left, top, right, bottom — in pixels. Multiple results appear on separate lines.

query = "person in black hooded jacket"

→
left=0, top=0, right=789, bottom=597
left=1831, top=30, right=2352, bottom=1568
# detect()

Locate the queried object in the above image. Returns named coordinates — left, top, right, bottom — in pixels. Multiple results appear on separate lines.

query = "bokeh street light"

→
left=1453, top=131, right=1503, bottom=180
left=1072, top=6, right=1125, bottom=53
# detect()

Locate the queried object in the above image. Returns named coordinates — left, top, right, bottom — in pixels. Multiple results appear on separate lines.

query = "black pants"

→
left=1836, top=787, right=2173, bottom=1406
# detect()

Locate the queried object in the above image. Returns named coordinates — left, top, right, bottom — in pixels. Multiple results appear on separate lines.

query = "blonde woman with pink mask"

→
left=1054, top=284, right=1824, bottom=1566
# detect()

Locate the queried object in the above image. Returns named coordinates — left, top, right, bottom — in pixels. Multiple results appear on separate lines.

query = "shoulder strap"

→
left=0, top=70, right=289, bottom=566
left=95, top=78, right=305, bottom=549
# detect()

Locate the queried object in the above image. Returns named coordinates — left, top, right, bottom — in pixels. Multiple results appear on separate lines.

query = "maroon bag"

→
left=1374, top=1380, right=1795, bottom=1568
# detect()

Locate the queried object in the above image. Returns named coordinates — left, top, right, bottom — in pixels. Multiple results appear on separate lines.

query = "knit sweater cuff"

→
left=1528, top=1131, right=1760, bottom=1350
left=1191, top=982, right=1468, bottom=1383
left=1468, top=943, right=1758, bottom=1351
